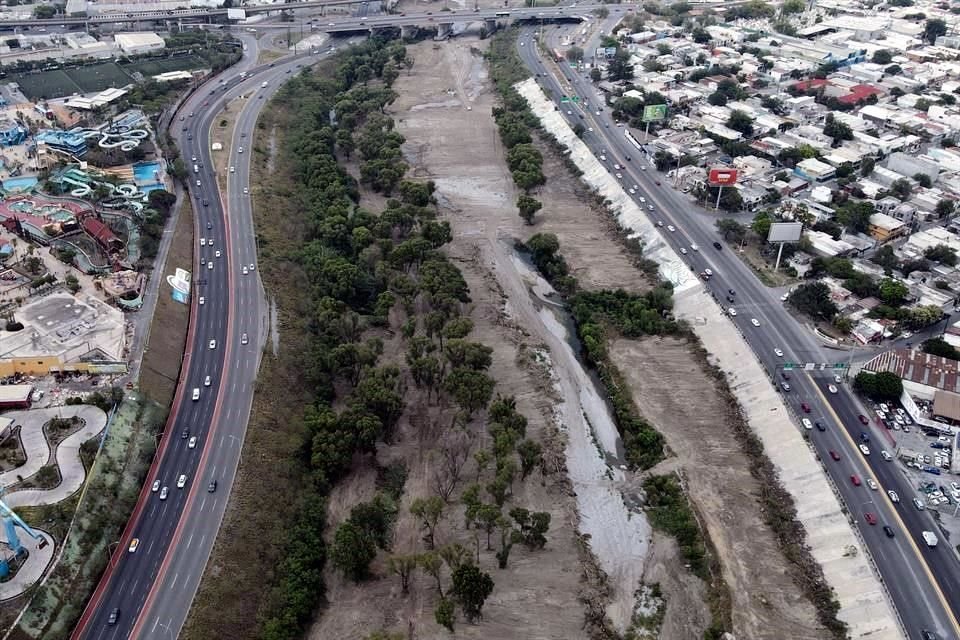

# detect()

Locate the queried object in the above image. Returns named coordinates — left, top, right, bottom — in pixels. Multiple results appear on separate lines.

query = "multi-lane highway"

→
left=518, top=27, right=960, bottom=640
left=71, top=38, right=321, bottom=640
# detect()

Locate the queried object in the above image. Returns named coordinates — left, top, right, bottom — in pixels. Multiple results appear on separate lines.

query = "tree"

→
left=451, top=564, right=495, bottom=623
left=878, top=277, right=909, bottom=306
left=495, top=515, right=514, bottom=568
left=590, top=67, right=601, bottom=82
left=889, top=177, right=913, bottom=200
left=707, top=91, right=728, bottom=106
left=914, top=172, right=933, bottom=188
left=330, top=521, right=377, bottom=582
left=872, top=49, right=894, bottom=65
left=474, top=503, right=501, bottom=550
left=387, top=554, right=418, bottom=594
left=33, top=4, right=56, bottom=17
left=716, top=218, right=747, bottom=243
left=510, top=507, right=551, bottom=549
left=787, top=282, right=838, bottom=320
left=435, top=597, right=456, bottom=632
left=726, top=109, right=754, bottom=136
left=751, top=211, right=772, bottom=238
left=781, top=0, right=805, bottom=13
left=905, top=305, right=945, bottom=330
left=419, top=551, right=445, bottom=595
left=936, top=198, right=955, bottom=218
left=443, top=368, right=495, bottom=416
left=871, top=245, right=898, bottom=271
left=925, top=18, right=948, bottom=44
left=692, top=28, right=711, bottom=43
left=432, top=429, right=473, bottom=502
left=861, top=157, right=876, bottom=177
left=565, top=46, right=584, bottom=63
left=823, top=113, right=853, bottom=144
left=606, top=49, right=634, bottom=81
left=516, top=439, right=542, bottom=479
left=854, top=371, right=903, bottom=401
left=835, top=200, right=874, bottom=233
left=411, top=496, right=444, bottom=549
left=923, top=337, right=960, bottom=360
left=517, top=195, right=542, bottom=225
left=64, top=274, right=80, bottom=294
left=924, top=244, right=958, bottom=266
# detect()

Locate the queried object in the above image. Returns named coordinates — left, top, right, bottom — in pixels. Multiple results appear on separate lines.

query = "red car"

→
left=864, top=512, right=877, bottom=525
left=851, top=474, right=861, bottom=486
left=829, top=450, right=841, bottom=461
left=655, top=180, right=661, bottom=185
left=801, top=403, right=811, bottom=413
left=858, top=414, right=869, bottom=425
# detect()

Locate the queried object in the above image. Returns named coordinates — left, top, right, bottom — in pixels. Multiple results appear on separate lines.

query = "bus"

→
left=553, top=48, right=564, bottom=62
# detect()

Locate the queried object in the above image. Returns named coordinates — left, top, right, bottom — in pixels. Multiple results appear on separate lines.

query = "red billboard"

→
left=708, top=168, right=739, bottom=186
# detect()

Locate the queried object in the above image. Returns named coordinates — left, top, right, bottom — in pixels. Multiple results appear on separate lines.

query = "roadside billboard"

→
left=708, top=168, right=739, bottom=186
left=166, top=267, right=191, bottom=305
left=642, top=104, right=668, bottom=122
left=767, top=222, right=804, bottom=243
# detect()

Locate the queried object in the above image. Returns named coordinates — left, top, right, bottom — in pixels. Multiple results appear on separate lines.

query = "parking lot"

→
left=867, top=398, right=960, bottom=544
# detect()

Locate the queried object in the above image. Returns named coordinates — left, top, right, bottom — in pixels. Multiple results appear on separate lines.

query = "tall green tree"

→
left=451, top=564, right=495, bottom=623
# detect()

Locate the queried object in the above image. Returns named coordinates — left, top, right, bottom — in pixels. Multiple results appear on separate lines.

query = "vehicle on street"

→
left=851, top=474, right=861, bottom=486
left=177, top=474, right=187, bottom=489
left=199, top=296, right=205, bottom=305
left=913, top=497, right=925, bottom=510
left=867, top=478, right=878, bottom=490
left=188, top=436, right=198, bottom=449
left=923, top=531, right=939, bottom=547
left=713, top=241, right=722, bottom=250
left=727, top=307, right=736, bottom=316
left=241, top=333, right=249, bottom=345
left=774, top=348, right=783, bottom=357
left=830, top=450, right=841, bottom=461
left=667, top=225, right=675, bottom=232
left=243, top=187, right=249, bottom=194
left=209, top=339, right=217, bottom=350
left=207, top=261, right=213, bottom=270
left=159, top=486, right=169, bottom=500
left=828, top=385, right=838, bottom=394
left=859, top=444, right=870, bottom=456
left=192, top=388, right=200, bottom=401
left=208, top=480, right=218, bottom=493
left=864, top=512, right=877, bottom=525
left=888, top=490, right=899, bottom=502
left=657, top=220, right=664, bottom=227
left=216, top=250, right=221, bottom=258
left=704, top=268, right=713, bottom=277
left=780, top=382, right=791, bottom=392
left=815, top=421, right=826, bottom=431
left=801, top=403, right=810, bottom=413
left=780, top=292, right=789, bottom=301
left=691, top=244, right=699, bottom=251
left=230, top=166, right=235, bottom=173
left=680, top=247, right=687, bottom=255
left=108, top=609, right=120, bottom=625
left=881, top=450, right=892, bottom=460
left=152, top=480, right=161, bottom=492
left=182, top=428, right=189, bottom=439
left=751, top=318, right=760, bottom=327
left=883, top=525, right=895, bottom=538
left=128, top=538, right=139, bottom=553
left=242, top=266, right=249, bottom=275
left=204, top=375, right=211, bottom=386
left=801, top=418, right=812, bottom=429
left=858, top=414, right=869, bottom=425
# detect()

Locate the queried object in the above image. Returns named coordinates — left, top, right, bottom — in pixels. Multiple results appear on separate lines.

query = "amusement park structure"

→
left=0, top=495, right=47, bottom=578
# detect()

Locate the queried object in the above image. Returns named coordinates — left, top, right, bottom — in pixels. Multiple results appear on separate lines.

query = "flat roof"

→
left=933, top=390, right=960, bottom=421
left=0, top=385, right=32, bottom=403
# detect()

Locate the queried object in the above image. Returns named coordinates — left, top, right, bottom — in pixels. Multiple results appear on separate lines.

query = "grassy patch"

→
left=13, top=396, right=163, bottom=640
left=138, top=197, right=193, bottom=407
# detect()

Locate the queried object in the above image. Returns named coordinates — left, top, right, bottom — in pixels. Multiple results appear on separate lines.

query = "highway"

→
left=71, top=38, right=321, bottom=640
left=518, top=25, right=960, bottom=640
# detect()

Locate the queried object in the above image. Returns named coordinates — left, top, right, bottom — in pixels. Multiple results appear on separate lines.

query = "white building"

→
left=114, top=32, right=165, bottom=55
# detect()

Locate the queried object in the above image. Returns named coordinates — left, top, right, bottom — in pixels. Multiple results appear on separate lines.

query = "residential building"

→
left=868, top=212, right=907, bottom=242
left=794, top=157, right=836, bottom=183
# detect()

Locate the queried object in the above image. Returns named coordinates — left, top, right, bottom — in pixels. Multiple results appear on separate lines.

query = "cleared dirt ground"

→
left=611, top=336, right=828, bottom=640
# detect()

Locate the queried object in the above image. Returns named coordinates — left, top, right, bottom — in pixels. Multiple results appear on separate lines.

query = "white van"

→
left=192, top=388, right=200, bottom=401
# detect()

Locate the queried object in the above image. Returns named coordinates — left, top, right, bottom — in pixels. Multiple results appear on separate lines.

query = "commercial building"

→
left=0, top=385, right=33, bottom=410
left=0, top=118, right=27, bottom=146
left=34, top=130, right=88, bottom=158
left=113, top=32, right=165, bottom=55
left=794, top=157, right=836, bottom=183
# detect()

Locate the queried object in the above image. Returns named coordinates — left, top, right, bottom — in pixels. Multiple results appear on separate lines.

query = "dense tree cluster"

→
left=853, top=371, right=903, bottom=401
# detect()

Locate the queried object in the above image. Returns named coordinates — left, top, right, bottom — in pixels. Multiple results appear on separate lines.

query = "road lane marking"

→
left=808, top=375, right=960, bottom=636
left=170, top=572, right=179, bottom=590
left=186, top=533, right=194, bottom=550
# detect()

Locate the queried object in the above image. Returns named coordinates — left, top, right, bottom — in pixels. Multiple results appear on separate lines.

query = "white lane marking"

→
left=200, top=497, right=208, bottom=512
left=170, top=571, right=180, bottom=590
left=186, top=533, right=195, bottom=550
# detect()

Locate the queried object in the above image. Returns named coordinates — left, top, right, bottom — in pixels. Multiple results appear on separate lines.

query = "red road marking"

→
left=129, top=172, right=237, bottom=639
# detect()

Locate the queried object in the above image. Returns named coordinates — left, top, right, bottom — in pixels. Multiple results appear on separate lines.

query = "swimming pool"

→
left=3, top=176, right=38, bottom=193
left=132, top=161, right=162, bottom=184
left=140, top=183, right=165, bottom=194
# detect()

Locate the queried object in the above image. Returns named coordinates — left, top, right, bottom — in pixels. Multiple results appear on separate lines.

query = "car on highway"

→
left=881, top=525, right=895, bottom=539
left=196, top=180, right=201, bottom=187
left=667, top=225, right=675, bottom=232
left=657, top=220, right=664, bottom=227
left=204, top=375, right=211, bottom=386
left=208, top=480, right=218, bottom=493
left=241, top=333, right=249, bottom=345
left=128, top=538, right=139, bottom=553
left=207, top=261, right=213, bottom=271
left=858, top=414, right=869, bottom=425
left=192, top=388, right=200, bottom=401
left=850, top=474, right=861, bottom=486
left=199, top=296, right=205, bottom=305
left=200, top=238, right=206, bottom=247
left=913, top=497, right=925, bottom=510
left=780, top=382, right=791, bottom=392
left=243, top=187, right=249, bottom=194
left=691, top=244, right=699, bottom=251
left=713, top=241, right=722, bottom=250
left=881, top=450, right=892, bottom=460
left=815, top=421, right=826, bottom=432
left=774, top=348, right=783, bottom=357
left=780, top=292, right=789, bottom=302
left=704, top=269, right=713, bottom=277
left=203, top=200, right=209, bottom=207
left=801, top=403, right=810, bottom=413
left=216, top=250, right=221, bottom=258
left=159, top=486, right=169, bottom=500
left=829, top=450, right=841, bottom=461
left=679, top=247, right=687, bottom=255
left=209, top=339, right=217, bottom=350
left=152, top=480, right=161, bottom=492
left=867, top=478, right=878, bottom=490
left=108, top=608, right=120, bottom=625
left=238, top=146, right=244, bottom=153
left=864, top=512, right=877, bottom=525
left=628, top=188, right=635, bottom=194
left=647, top=204, right=654, bottom=211
left=655, top=180, right=661, bottom=185
left=230, top=166, right=235, bottom=173
left=249, top=263, right=255, bottom=271
left=242, top=266, right=249, bottom=275
left=859, top=444, right=870, bottom=456
left=801, top=418, right=812, bottom=429
left=177, top=474, right=187, bottom=489
left=727, top=307, right=736, bottom=316
left=888, top=490, right=900, bottom=503
left=188, top=436, right=198, bottom=449
left=207, top=221, right=213, bottom=229
left=751, top=318, right=760, bottom=327
left=828, top=384, right=838, bottom=394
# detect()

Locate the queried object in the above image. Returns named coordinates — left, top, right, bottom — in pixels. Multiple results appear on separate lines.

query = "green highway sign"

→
left=642, top=103, right=668, bottom=122
left=783, top=363, right=795, bottom=370
left=560, top=95, right=580, bottom=103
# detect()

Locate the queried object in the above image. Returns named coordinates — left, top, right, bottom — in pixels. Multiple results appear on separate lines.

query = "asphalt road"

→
left=519, top=27, right=960, bottom=640
left=72, top=41, right=322, bottom=640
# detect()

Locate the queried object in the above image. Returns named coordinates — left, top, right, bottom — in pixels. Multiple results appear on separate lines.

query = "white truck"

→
left=923, top=531, right=938, bottom=547
left=193, top=164, right=199, bottom=174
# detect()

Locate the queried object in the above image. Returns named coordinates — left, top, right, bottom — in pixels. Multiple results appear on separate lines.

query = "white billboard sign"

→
left=767, top=222, right=803, bottom=243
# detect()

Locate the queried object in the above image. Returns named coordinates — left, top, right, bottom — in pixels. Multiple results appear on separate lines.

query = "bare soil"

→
left=308, top=39, right=587, bottom=640
left=139, top=197, right=192, bottom=407
left=610, top=336, right=828, bottom=640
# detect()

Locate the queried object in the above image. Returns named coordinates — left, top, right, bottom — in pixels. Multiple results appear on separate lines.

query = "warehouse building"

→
left=0, top=385, right=33, bottom=410
left=113, top=33, right=165, bottom=56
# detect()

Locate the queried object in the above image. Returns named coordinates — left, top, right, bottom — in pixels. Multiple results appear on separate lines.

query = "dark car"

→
left=107, top=608, right=120, bottom=625
left=860, top=431, right=870, bottom=442
left=851, top=474, right=862, bottom=486
left=922, top=630, right=938, bottom=640
left=815, top=421, right=826, bottom=432
left=187, top=134, right=193, bottom=140
left=830, top=450, right=841, bottom=461
left=181, top=428, right=189, bottom=440
left=864, top=511, right=876, bottom=525
left=801, top=403, right=811, bottom=413
left=781, top=371, right=791, bottom=381
left=883, top=525, right=895, bottom=538
left=728, top=289, right=735, bottom=296
left=207, top=221, right=213, bottom=229
left=203, top=200, right=209, bottom=207
left=858, top=414, right=869, bottom=425
left=208, top=480, right=218, bottom=493
left=625, top=155, right=631, bottom=161
left=726, top=295, right=735, bottom=303
left=713, top=241, right=723, bottom=250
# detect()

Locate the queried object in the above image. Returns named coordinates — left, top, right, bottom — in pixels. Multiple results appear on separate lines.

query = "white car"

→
left=888, top=490, right=900, bottom=503
left=215, top=250, right=221, bottom=258
left=615, top=173, right=623, bottom=179
left=680, top=247, right=688, bottom=255
left=230, top=166, right=235, bottom=173
left=199, top=296, right=205, bottom=305
left=647, top=205, right=654, bottom=211
left=129, top=538, right=139, bottom=553
left=628, top=188, right=636, bottom=194
left=188, top=436, right=198, bottom=449
left=828, top=385, right=838, bottom=394
left=241, top=333, right=249, bottom=345
left=196, top=180, right=201, bottom=187
left=859, top=444, right=870, bottom=456
left=249, top=263, right=255, bottom=271
left=238, top=146, right=244, bottom=153
left=774, top=348, right=784, bottom=357
left=242, top=266, right=249, bottom=275
left=667, top=225, right=676, bottom=232
left=177, top=474, right=187, bottom=489
left=243, top=187, right=249, bottom=194
left=208, top=238, right=214, bottom=246
left=200, top=238, right=206, bottom=247
left=159, top=486, right=169, bottom=500
left=209, top=339, right=217, bottom=350
left=192, top=388, right=200, bottom=401
left=151, top=480, right=161, bottom=493
left=691, top=244, right=699, bottom=251
left=657, top=220, right=664, bottom=227
left=780, top=292, right=789, bottom=302
left=751, top=318, right=760, bottom=327
left=866, top=478, right=878, bottom=490
left=207, top=261, right=213, bottom=270
left=802, top=418, right=812, bottom=429
left=881, top=450, right=892, bottom=461
left=204, top=375, right=211, bottom=387
left=728, top=307, right=737, bottom=316
left=639, top=197, right=646, bottom=203
left=704, top=269, right=713, bottom=277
